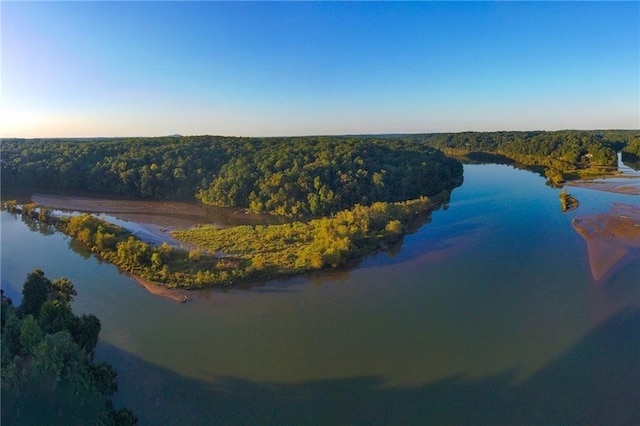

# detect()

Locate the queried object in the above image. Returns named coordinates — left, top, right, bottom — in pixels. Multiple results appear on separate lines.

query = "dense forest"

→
left=621, top=134, right=640, bottom=170
left=3, top=131, right=637, bottom=217
left=411, top=130, right=640, bottom=176
left=1, top=270, right=137, bottom=425
left=1, top=136, right=462, bottom=217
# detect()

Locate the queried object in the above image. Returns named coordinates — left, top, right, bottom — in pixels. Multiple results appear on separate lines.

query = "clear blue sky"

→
left=2, top=1, right=638, bottom=138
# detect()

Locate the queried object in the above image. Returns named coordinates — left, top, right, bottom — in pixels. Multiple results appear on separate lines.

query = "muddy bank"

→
left=30, top=193, right=289, bottom=229
left=131, top=276, right=190, bottom=303
left=572, top=203, right=640, bottom=281
left=32, top=194, right=209, bottom=226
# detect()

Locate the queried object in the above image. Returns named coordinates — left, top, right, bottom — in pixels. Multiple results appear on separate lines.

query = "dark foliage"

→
left=1, top=271, right=136, bottom=424
left=1, top=135, right=462, bottom=217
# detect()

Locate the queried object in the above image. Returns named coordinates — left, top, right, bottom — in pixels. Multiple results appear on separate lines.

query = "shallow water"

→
left=2, top=163, right=639, bottom=424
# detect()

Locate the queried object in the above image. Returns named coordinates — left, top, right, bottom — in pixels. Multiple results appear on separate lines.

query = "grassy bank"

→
left=3, top=193, right=449, bottom=289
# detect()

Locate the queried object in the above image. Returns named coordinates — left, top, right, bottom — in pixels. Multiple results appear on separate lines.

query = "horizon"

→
left=2, top=2, right=639, bottom=138
left=2, top=127, right=640, bottom=142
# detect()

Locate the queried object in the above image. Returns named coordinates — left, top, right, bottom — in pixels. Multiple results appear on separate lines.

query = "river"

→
left=2, top=163, right=639, bottom=424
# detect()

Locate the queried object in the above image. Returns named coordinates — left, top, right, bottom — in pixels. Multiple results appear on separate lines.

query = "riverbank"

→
left=563, top=155, right=640, bottom=195
left=564, top=177, right=640, bottom=195
left=3, top=193, right=450, bottom=290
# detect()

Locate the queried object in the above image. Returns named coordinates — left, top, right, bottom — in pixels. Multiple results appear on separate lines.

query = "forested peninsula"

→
left=2, top=130, right=638, bottom=289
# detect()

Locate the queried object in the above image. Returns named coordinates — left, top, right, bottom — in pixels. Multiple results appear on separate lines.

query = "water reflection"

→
left=20, top=213, right=55, bottom=235
left=67, top=238, right=93, bottom=260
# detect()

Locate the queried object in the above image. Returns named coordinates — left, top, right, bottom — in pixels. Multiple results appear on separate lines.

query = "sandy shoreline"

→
left=564, top=174, right=640, bottom=195
left=131, top=276, right=190, bottom=303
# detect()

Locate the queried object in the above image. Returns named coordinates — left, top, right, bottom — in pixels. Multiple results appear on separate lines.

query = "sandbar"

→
left=564, top=176, right=640, bottom=195
left=572, top=203, right=640, bottom=281
left=131, top=276, right=190, bottom=303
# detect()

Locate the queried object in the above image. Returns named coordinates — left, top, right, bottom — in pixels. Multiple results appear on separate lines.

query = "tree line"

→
left=3, top=131, right=637, bottom=217
left=410, top=129, right=639, bottom=172
left=621, top=133, right=640, bottom=170
left=1, top=135, right=462, bottom=217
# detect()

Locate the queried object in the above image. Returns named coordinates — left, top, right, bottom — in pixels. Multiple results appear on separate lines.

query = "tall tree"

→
left=51, top=277, right=77, bottom=307
left=18, top=269, right=52, bottom=318
left=19, top=315, right=43, bottom=355
left=74, top=314, right=101, bottom=359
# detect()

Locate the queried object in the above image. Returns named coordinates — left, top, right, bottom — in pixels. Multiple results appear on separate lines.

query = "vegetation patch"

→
left=1, top=270, right=137, bottom=425
left=4, top=193, right=450, bottom=289
left=559, top=190, right=579, bottom=212
left=414, top=129, right=640, bottom=178
left=172, top=194, right=449, bottom=286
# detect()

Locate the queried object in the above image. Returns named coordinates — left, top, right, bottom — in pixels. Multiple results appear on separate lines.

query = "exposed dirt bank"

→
left=32, top=194, right=209, bottom=226
left=30, top=193, right=288, bottom=229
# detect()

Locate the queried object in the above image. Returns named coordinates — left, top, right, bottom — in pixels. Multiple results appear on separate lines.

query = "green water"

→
left=2, top=164, right=639, bottom=424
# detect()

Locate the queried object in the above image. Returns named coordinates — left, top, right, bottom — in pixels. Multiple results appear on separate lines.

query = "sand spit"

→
left=131, top=276, right=190, bottom=303
left=564, top=177, right=640, bottom=195
left=572, top=203, right=640, bottom=281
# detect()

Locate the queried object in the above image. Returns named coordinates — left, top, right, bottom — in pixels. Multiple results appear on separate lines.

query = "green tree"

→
left=116, top=237, right=150, bottom=268
left=544, top=168, right=565, bottom=186
left=19, top=315, right=43, bottom=355
left=18, top=269, right=52, bottom=317
left=385, top=220, right=403, bottom=235
left=1, top=289, right=14, bottom=329
left=74, top=314, right=101, bottom=359
left=89, top=362, right=118, bottom=396
left=34, top=330, right=86, bottom=382
left=1, top=356, right=28, bottom=389
left=51, top=277, right=77, bottom=307
left=101, top=401, right=139, bottom=426
left=38, top=300, right=77, bottom=335
left=2, top=314, right=23, bottom=362
left=150, top=252, right=162, bottom=271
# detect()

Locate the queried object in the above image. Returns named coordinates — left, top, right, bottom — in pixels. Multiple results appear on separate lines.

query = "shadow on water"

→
left=97, top=308, right=640, bottom=425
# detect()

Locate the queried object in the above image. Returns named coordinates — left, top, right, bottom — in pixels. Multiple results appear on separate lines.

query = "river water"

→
left=2, top=163, right=639, bottom=424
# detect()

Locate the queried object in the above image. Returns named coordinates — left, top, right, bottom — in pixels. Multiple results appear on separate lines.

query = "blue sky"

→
left=2, top=1, right=638, bottom=138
